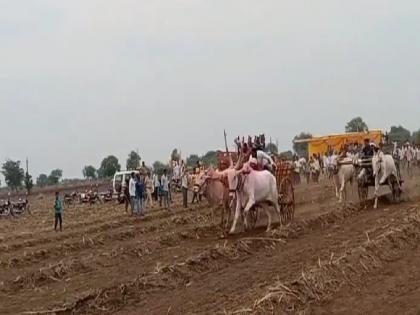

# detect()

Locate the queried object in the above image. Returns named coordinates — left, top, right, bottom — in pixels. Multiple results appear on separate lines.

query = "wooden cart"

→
left=275, top=160, right=296, bottom=224
left=356, top=157, right=402, bottom=207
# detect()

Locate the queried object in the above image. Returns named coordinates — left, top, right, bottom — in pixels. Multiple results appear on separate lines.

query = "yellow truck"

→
left=294, top=130, right=383, bottom=157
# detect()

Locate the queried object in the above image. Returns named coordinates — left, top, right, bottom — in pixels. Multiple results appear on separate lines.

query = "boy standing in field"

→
left=54, top=191, right=63, bottom=232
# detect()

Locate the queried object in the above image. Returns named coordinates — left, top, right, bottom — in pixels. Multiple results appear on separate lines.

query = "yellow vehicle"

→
left=294, top=130, right=383, bottom=157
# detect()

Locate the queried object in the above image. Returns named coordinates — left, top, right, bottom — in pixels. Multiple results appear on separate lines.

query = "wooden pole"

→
left=224, top=129, right=229, bottom=153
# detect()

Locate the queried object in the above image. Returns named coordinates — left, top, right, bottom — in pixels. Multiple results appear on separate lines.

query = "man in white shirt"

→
left=160, top=169, right=170, bottom=210
left=173, top=162, right=181, bottom=191
left=293, top=157, right=302, bottom=185
left=128, top=172, right=136, bottom=215
left=250, top=150, right=275, bottom=171
left=152, top=173, right=160, bottom=202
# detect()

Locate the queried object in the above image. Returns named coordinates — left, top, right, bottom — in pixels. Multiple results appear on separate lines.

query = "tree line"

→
left=5, top=118, right=417, bottom=191
left=1, top=159, right=62, bottom=193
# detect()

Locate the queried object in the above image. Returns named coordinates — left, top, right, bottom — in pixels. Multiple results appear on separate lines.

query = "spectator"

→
left=153, top=173, right=160, bottom=202
left=191, top=171, right=200, bottom=204
left=145, top=172, right=154, bottom=209
left=181, top=169, right=190, bottom=208
left=160, top=169, right=170, bottom=209
left=135, top=174, right=145, bottom=216
left=129, top=172, right=136, bottom=215
left=123, top=178, right=130, bottom=212
left=54, top=191, right=63, bottom=232
left=168, top=172, right=173, bottom=204
left=293, top=156, right=301, bottom=185
left=309, top=155, right=321, bottom=183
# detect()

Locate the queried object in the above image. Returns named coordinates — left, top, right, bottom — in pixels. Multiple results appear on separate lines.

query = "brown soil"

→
left=1, top=176, right=419, bottom=315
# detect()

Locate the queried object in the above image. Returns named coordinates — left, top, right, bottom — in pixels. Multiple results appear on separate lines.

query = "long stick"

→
left=224, top=129, right=229, bottom=153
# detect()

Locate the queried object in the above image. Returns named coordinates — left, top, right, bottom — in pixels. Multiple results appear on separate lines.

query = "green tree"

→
left=345, top=117, right=368, bottom=133
left=24, top=171, right=34, bottom=194
left=186, top=154, right=200, bottom=167
left=48, top=169, right=63, bottom=185
left=293, top=132, right=312, bottom=158
left=1, top=160, right=24, bottom=191
left=83, top=165, right=97, bottom=179
left=153, top=161, right=168, bottom=176
left=412, top=129, right=420, bottom=145
left=389, top=125, right=411, bottom=143
left=126, top=151, right=141, bottom=170
left=201, top=151, right=218, bottom=167
left=36, top=174, right=48, bottom=187
left=98, top=155, right=121, bottom=178
left=171, top=149, right=181, bottom=162
left=266, top=143, right=278, bottom=154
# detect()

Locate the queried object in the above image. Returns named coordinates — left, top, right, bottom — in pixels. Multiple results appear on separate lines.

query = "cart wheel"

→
left=279, top=177, right=295, bottom=224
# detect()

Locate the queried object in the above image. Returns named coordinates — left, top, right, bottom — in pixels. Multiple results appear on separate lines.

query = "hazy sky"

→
left=1, top=1, right=420, bottom=180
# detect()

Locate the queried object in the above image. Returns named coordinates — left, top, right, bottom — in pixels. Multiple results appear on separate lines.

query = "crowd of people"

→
left=120, top=160, right=208, bottom=216
left=51, top=136, right=420, bottom=231
left=292, top=139, right=420, bottom=185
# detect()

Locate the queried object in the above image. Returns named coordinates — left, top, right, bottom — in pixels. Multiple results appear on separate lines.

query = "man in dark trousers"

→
left=181, top=169, right=190, bottom=208
left=54, top=191, right=63, bottom=231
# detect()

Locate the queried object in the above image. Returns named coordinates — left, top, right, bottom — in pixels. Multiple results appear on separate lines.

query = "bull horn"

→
left=229, top=153, right=234, bottom=168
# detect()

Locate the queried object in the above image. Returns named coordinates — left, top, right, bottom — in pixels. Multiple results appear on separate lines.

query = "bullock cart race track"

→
left=1, top=176, right=420, bottom=315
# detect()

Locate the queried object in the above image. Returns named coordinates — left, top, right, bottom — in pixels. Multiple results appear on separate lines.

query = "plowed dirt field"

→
left=1, top=177, right=419, bottom=315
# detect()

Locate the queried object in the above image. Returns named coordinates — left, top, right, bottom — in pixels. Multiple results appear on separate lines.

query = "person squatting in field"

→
left=54, top=191, right=63, bottom=232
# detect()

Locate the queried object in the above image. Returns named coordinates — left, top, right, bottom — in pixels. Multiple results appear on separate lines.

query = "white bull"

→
left=331, top=156, right=355, bottom=203
left=225, top=163, right=281, bottom=234
left=372, top=153, right=401, bottom=209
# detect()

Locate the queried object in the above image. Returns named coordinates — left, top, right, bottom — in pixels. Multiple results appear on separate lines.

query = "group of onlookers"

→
left=293, top=154, right=323, bottom=185
left=122, top=160, right=207, bottom=215
left=293, top=140, right=420, bottom=185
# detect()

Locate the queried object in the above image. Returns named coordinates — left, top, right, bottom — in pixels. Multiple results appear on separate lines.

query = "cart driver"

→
left=250, top=147, right=275, bottom=172
left=362, top=138, right=374, bottom=158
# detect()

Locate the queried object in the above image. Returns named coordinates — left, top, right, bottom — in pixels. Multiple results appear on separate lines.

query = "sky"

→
left=1, top=0, right=420, bottom=180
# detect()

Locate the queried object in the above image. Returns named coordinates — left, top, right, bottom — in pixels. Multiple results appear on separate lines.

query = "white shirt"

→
left=173, top=165, right=181, bottom=180
left=153, top=174, right=160, bottom=187
left=294, top=160, right=301, bottom=173
left=129, top=178, right=136, bottom=197
left=310, top=159, right=320, bottom=172
left=181, top=174, right=189, bottom=188
left=406, top=146, right=414, bottom=161
left=161, top=174, right=169, bottom=192
left=399, top=148, right=405, bottom=160
left=255, top=150, right=274, bottom=167
left=323, top=155, right=328, bottom=167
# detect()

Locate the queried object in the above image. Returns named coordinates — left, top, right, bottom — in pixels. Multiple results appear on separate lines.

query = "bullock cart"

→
left=217, top=152, right=295, bottom=229
left=356, top=156, right=402, bottom=208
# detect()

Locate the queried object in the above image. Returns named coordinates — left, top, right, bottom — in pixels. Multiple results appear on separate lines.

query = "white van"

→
left=112, top=171, right=139, bottom=194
